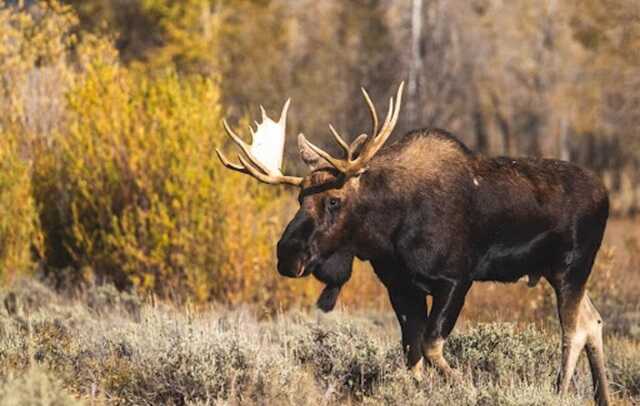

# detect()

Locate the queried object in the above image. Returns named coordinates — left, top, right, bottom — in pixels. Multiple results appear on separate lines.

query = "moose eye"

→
left=327, top=197, right=341, bottom=210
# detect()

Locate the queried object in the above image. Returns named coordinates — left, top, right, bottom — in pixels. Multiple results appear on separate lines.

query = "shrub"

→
left=0, top=1, right=319, bottom=306
left=447, top=323, right=557, bottom=384
left=1, top=282, right=609, bottom=405
left=32, top=59, right=318, bottom=305
left=0, top=367, right=85, bottom=406
left=608, top=336, right=640, bottom=398
left=0, top=134, right=40, bottom=283
left=0, top=0, right=77, bottom=136
left=34, top=63, right=224, bottom=300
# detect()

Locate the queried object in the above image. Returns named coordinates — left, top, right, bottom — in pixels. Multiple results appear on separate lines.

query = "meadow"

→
left=1, top=2, right=639, bottom=405
left=0, top=218, right=638, bottom=406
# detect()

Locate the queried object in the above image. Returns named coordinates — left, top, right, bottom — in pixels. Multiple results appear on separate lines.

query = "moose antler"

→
left=217, top=83, right=403, bottom=184
left=216, top=100, right=303, bottom=186
left=300, top=82, right=404, bottom=176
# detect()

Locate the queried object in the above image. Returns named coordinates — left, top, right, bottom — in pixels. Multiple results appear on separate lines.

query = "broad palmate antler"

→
left=216, top=82, right=404, bottom=185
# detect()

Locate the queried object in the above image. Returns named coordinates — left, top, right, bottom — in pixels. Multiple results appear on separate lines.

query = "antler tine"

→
left=329, top=124, right=351, bottom=158
left=301, top=136, right=349, bottom=172
left=349, top=134, right=368, bottom=158
left=355, top=96, right=393, bottom=163
left=216, top=148, right=250, bottom=175
left=305, top=82, right=404, bottom=176
left=380, top=98, right=394, bottom=136
left=349, top=82, right=404, bottom=172
left=361, top=87, right=379, bottom=138
left=377, top=81, right=404, bottom=140
left=222, top=119, right=271, bottom=175
left=238, top=154, right=302, bottom=186
left=279, top=98, right=291, bottom=124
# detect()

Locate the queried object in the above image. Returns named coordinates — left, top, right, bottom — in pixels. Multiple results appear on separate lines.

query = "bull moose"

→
left=216, top=83, right=610, bottom=405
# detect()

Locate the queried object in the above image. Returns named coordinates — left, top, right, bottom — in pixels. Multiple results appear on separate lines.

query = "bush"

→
left=608, top=336, right=640, bottom=399
left=0, top=134, right=40, bottom=283
left=31, top=59, right=317, bottom=305
left=0, top=1, right=77, bottom=136
left=0, top=1, right=320, bottom=306
left=447, top=323, right=557, bottom=384
left=34, top=62, right=222, bottom=300
left=0, top=367, right=85, bottom=406
left=0, top=282, right=612, bottom=405
left=53, top=65, right=223, bottom=300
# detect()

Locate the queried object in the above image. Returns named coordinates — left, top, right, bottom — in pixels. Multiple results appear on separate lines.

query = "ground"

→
left=0, top=217, right=638, bottom=405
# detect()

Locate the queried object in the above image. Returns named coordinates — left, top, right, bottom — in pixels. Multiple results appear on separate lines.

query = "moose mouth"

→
left=295, top=260, right=306, bottom=277
left=292, top=255, right=321, bottom=278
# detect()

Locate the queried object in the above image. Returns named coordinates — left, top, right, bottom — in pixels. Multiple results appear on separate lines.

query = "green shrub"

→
left=447, top=323, right=557, bottom=384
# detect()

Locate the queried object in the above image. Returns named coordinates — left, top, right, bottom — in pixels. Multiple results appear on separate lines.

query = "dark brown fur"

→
left=277, top=128, right=610, bottom=405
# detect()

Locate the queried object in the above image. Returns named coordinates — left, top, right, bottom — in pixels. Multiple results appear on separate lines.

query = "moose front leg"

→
left=387, top=286, right=428, bottom=378
left=422, top=280, right=471, bottom=376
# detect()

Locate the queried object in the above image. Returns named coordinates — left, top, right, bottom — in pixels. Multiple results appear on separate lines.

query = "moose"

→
left=216, top=83, right=610, bottom=405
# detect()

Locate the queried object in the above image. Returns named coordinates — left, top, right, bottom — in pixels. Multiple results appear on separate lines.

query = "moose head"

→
left=216, top=83, right=404, bottom=290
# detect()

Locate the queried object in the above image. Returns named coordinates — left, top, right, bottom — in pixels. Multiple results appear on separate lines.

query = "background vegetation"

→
left=0, top=0, right=638, bottom=303
left=0, top=1, right=638, bottom=404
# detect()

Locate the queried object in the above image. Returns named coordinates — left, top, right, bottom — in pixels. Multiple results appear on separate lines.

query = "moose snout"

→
left=276, top=238, right=310, bottom=278
left=276, top=211, right=315, bottom=278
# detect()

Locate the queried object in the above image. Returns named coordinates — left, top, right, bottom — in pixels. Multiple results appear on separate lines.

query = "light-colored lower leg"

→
left=423, top=338, right=456, bottom=376
left=410, top=358, right=424, bottom=380
left=557, top=292, right=587, bottom=394
left=557, top=293, right=610, bottom=405
left=558, top=330, right=586, bottom=393
left=584, top=295, right=610, bottom=406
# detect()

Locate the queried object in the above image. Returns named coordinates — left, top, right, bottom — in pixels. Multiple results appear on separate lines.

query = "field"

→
left=1, top=1, right=639, bottom=405
left=0, top=218, right=638, bottom=405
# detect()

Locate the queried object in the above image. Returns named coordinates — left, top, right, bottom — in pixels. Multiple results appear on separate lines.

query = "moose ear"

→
left=298, top=133, right=333, bottom=171
left=350, top=133, right=368, bottom=159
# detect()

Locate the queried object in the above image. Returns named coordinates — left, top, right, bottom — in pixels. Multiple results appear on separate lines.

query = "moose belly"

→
left=471, top=229, right=568, bottom=283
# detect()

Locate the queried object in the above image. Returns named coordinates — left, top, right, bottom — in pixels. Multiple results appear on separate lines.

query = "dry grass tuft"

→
left=0, top=278, right=638, bottom=405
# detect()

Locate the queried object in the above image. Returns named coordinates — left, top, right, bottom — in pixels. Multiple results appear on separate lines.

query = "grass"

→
left=0, top=278, right=639, bottom=405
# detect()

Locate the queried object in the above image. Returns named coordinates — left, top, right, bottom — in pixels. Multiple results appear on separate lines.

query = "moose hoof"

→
left=410, top=359, right=424, bottom=382
left=427, top=357, right=462, bottom=383
left=442, top=366, right=463, bottom=383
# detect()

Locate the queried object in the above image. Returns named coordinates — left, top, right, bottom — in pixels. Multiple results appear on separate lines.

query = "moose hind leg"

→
left=584, top=295, right=610, bottom=406
left=554, top=287, right=610, bottom=406
left=554, top=286, right=585, bottom=395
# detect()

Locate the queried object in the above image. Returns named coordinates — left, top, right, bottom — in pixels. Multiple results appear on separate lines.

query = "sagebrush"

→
left=0, top=279, right=639, bottom=405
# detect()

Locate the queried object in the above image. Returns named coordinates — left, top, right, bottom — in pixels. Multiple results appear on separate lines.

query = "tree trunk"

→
left=408, top=0, right=423, bottom=127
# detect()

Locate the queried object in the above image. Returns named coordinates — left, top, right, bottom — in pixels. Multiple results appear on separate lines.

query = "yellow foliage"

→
left=0, top=133, right=41, bottom=283
left=28, top=58, right=316, bottom=306
left=36, top=64, right=219, bottom=299
left=0, top=1, right=77, bottom=133
left=0, top=1, right=320, bottom=307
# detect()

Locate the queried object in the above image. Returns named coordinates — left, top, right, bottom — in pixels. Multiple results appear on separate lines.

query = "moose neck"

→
left=348, top=130, right=477, bottom=262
